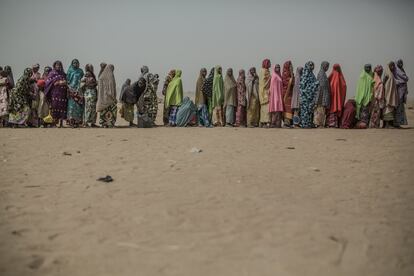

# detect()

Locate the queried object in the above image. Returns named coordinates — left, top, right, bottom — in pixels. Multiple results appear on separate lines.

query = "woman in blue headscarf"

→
left=176, top=97, right=197, bottom=127
left=66, top=59, right=84, bottom=127
left=299, top=61, right=319, bottom=128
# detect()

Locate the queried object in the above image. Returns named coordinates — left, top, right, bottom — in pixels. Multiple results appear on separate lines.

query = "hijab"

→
left=97, top=64, right=117, bottom=112
left=224, top=68, right=237, bottom=107
left=291, top=67, right=303, bottom=109
left=165, top=69, right=184, bottom=107
left=212, top=66, right=224, bottom=109
left=328, top=64, right=347, bottom=114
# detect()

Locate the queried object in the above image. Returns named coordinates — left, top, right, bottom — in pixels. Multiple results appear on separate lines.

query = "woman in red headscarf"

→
left=282, top=61, right=294, bottom=127
left=327, top=64, right=347, bottom=128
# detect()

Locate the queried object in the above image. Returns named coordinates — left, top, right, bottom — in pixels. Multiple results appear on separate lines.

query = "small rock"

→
left=310, top=167, right=320, bottom=172
left=336, top=138, right=347, bottom=141
left=62, top=152, right=72, bottom=156
left=76, top=150, right=81, bottom=153
left=286, top=146, right=295, bottom=150
left=97, top=175, right=113, bottom=183
left=190, top=147, right=203, bottom=153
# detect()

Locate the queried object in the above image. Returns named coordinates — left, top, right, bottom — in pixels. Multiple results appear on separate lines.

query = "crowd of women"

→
left=0, top=58, right=409, bottom=129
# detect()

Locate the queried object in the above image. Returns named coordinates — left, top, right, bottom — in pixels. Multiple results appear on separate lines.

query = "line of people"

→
left=0, top=59, right=409, bottom=128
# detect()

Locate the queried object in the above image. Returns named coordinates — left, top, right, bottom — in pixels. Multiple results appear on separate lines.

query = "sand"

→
left=0, top=105, right=413, bottom=276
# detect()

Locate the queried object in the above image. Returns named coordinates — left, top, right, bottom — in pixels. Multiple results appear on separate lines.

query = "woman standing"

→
left=259, top=59, right=271, bottom=127
left=246, top=67, right=260, bottom=127
left=313, top=61, right=330, bottom=128
left=282, top=61, right=294, bottom=127
left=299, top=61, right=319, bottom=128
left=369, top=65, right=385, bottom=128
left=165, top=70, right=184, bottom=126
left=8, top=68, right=33, bottom=127
left=235, top=69, right=247, bottom=127
left=45, top=61, right=68, bottom=127
left=269, top=64, right=284, bottom=128
left=37, top=66, right=51, bottom=126
left=382, top=62, right=398, bottom=128
left=211, top=66, right=224, bottom=126
left=97, top=64, right=117, bottom=128
left=202, top=68, right=215, bottom=119
left=0, top=70, right=10, bottom=126
left=162, top=70, right=176, bottom=125
left=355, top=64, right=374, bottom=129
left=291, top=67, right=303, bottom=127
left=66, top=59, right=85, bottom=127
left=119, top=78, right=135, bottom=126
left=4, top=66, right=14, bottom=89
left=394, top=59, right=409, bottom=127
left=81, top=64, right=98, bottom=127
left=195, top=68, right=209, bottom=127
left=224, top=68, right=237, bottom=126
left=327, top=64, right=347, bottom=128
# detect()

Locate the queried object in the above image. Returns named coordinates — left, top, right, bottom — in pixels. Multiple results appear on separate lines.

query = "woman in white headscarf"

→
left=97, top=64, right=117, bottom=128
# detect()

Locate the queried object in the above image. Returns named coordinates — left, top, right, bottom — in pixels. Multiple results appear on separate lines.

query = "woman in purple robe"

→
left=45, top=61, right=68, bottom=127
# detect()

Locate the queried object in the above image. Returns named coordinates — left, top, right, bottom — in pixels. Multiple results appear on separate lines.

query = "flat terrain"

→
left=0, top=106, right=413, bottom=276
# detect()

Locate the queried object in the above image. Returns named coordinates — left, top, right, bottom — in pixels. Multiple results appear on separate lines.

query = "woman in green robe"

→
left=165, top=69, right=183, bottom=126
left=211, top=66, right=224, bottom=126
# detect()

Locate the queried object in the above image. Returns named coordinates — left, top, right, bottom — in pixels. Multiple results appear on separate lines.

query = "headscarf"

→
left=202, top=68, right=214, bottom=98
left=247, top=67, right=259, bottom=103
left=211, top=66, right=224, bottom=109
left=355, top=65, right=374, bottom=118
left=282, top=61, right=293, bottom=96
left=291, top=67, right=303, bottom=109
left=259, top=61, right=271, bottom=104
left=383, top=62, right=397, bottom=109
left=31, top=64, right=41, bottom=81
left=162, top=70, right=176, bottom=96
left=98, top=62, right=107, bottom=78
left=262, top=59, right=271, bottom=69
left=373, top=65, right=384, bottom=107
left=140, top=66, right=149, bottom=79
left=45, top=61, right=66, bottom=97
left=97, top=64, right=117, bottom=112
left=165, top=69, right=183, bottom=108
left=394, top=59, right=409, bottom=101
left=314, top=61, right=330, bottom=108
left=66, top=59, right=84, bottom=90
left=175, top=96, right=197, bottom=127
left=195, top=68, right=207, bottom=105
left=328, top=64, right=347, bottom=114
left=237, top=69, right=247, bottom=107
left=119, top=79, right=131, bottom=102
left=9, top=68, right=32, bottom=113
left=85, top=64, right=95, bottom=79
left=224, top=68, right=237, bottom=107
left=300, top=61, right=319, bottom=106
left=4, top=66, right=14, bottom=88
left=269, top=65, right=284, bottom=112
left=42, top=66, right=52, bottom=79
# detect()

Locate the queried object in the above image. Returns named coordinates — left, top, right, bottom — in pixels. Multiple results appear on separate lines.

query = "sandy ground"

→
left=0, top=104, right=414, bottom=276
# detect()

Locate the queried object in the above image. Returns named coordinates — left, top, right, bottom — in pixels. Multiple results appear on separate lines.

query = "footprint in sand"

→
left=28, top=255, right=44, bottom=270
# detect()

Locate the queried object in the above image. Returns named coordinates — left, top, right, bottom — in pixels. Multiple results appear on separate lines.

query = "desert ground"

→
left=0, top=103, right=413, bottom=276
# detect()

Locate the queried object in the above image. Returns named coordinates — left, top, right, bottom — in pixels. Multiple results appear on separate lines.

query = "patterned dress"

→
left=81, top=74, right=98, bottom=125
left=235, top=70, right=247, bottom=127
left=299, top=62, right=319, bottom=128
left=66, top=65, right=85, bottom=126
left=45, top=67, right=68, bottom=121
left=8, top=68, right=33, bottom=125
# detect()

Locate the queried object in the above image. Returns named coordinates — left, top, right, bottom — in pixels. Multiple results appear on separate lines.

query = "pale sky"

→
left=0, top=0, right=413, bottom=98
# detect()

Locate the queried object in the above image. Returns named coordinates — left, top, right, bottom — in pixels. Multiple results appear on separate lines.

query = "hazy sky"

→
left=0, top=0, right=413, bottom=98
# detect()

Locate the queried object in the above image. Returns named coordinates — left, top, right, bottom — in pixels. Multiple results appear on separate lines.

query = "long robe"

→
left=66, top=65, right=84, bottom=125
left=369, top=72, right=385, bottom=128
left=299, top=62, right=319, bottom=128
left=45, top=68, right=68, bottom=121
left=211, top=66, right=224, bottom=126
left=8, top=68, right=33, bottom=125
left=246, top=71, right=260, bottom=127
left=383, top=66, right=397, bottom=122
left=259, top=67, right=271, bottom=124
left=327, top=64, right=347, bottom=127
left=355, top=70, right=374, bottom=119
left=394, top=66, right=409, bottom=126
left=235, top=70, right=247, bottom=127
